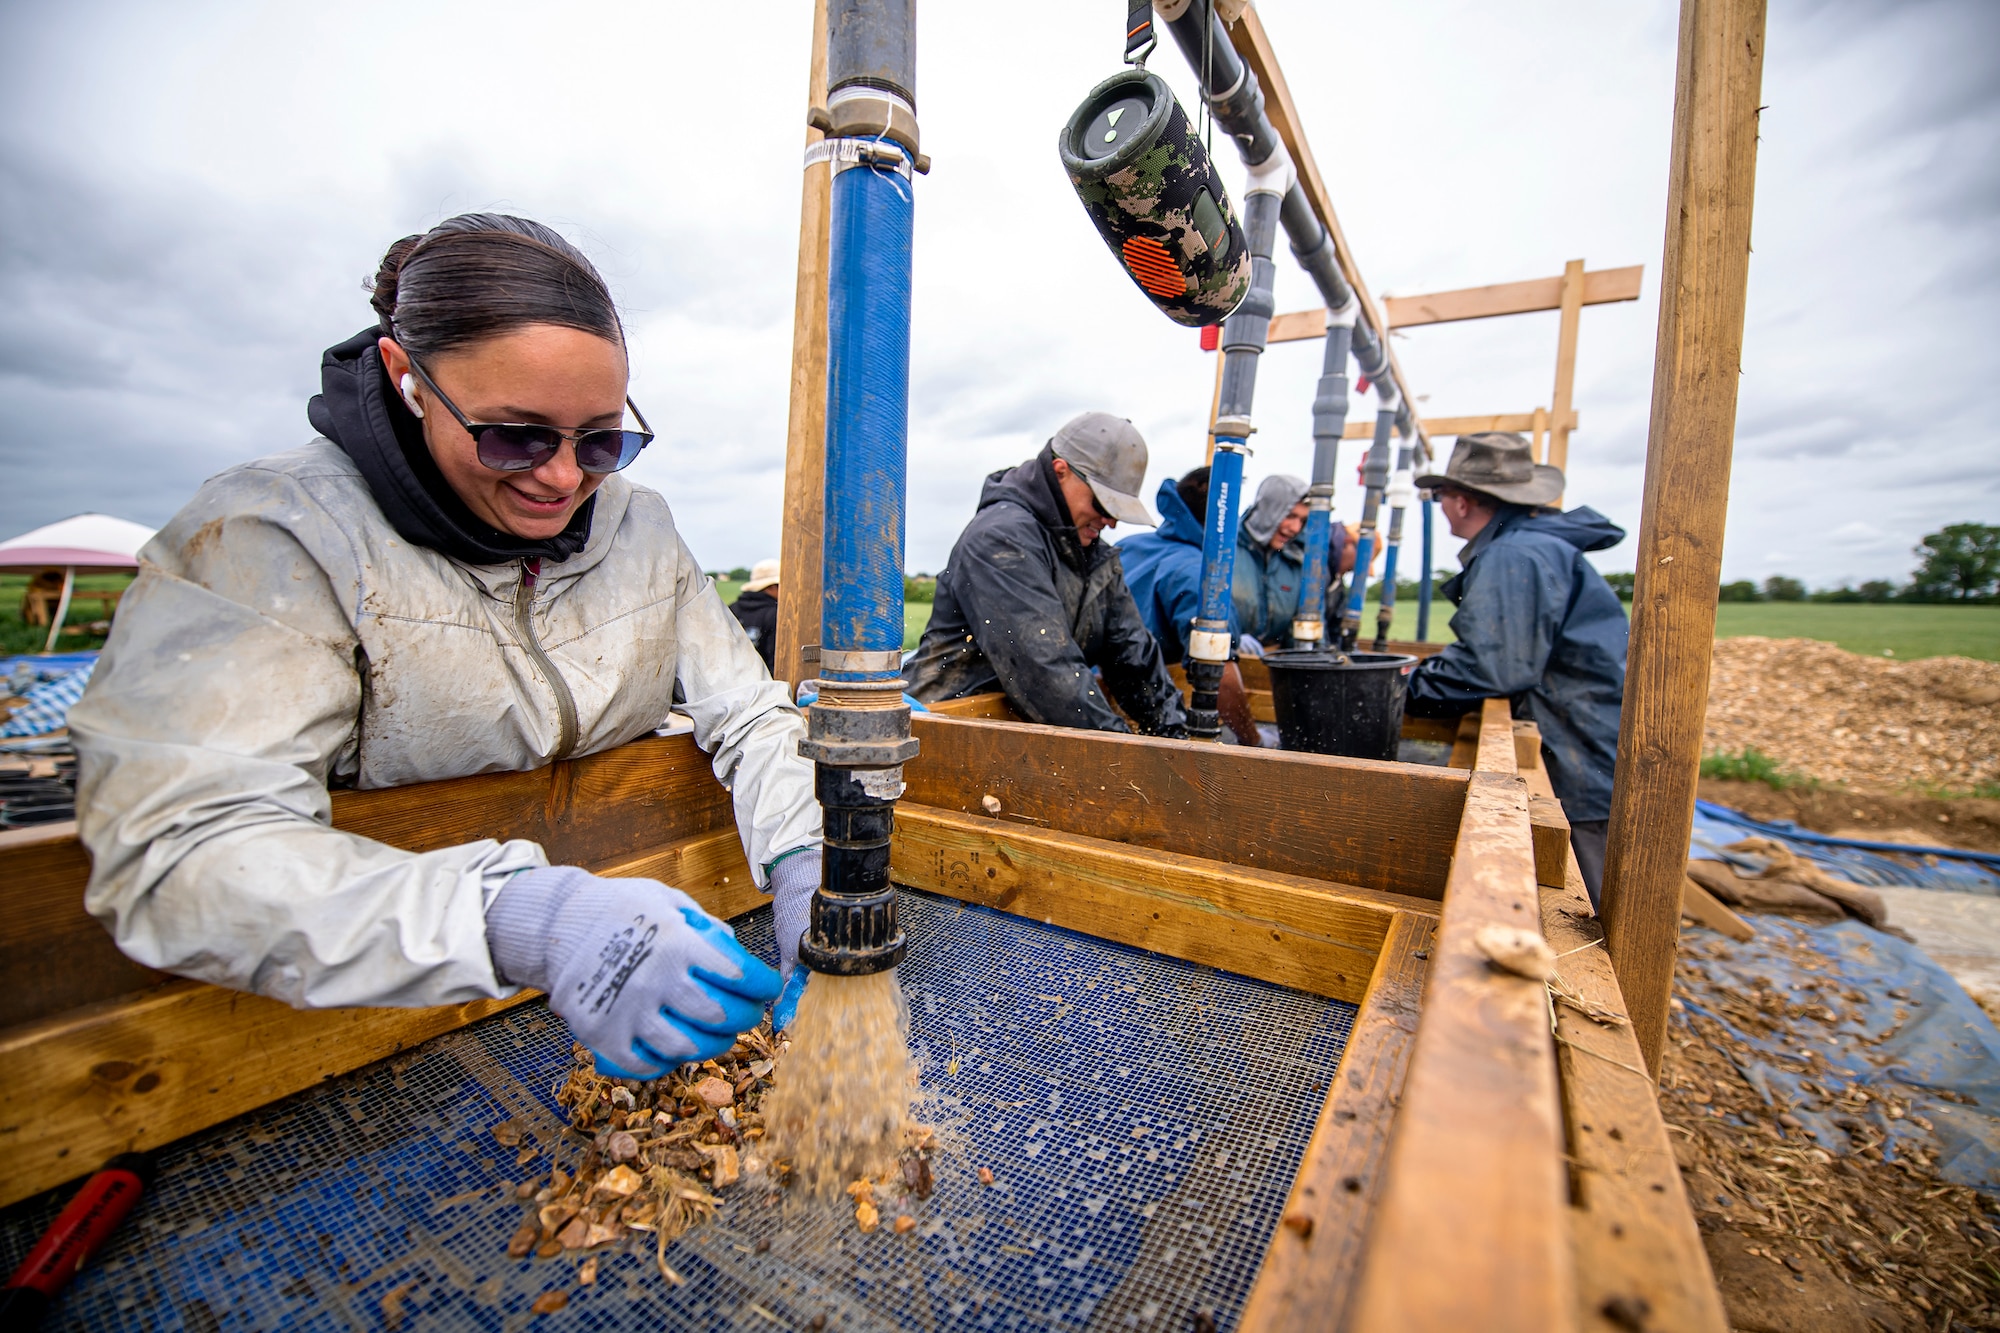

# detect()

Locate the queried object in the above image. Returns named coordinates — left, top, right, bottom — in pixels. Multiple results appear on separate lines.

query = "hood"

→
left=1149, top=476, right=1206, bottom=548
left=1519, top=505, right=1626, bottom=553
left=1241, top=473, right=1307, bottom=547
left=306, top=327, right=596, bottom=568
left=977, top=446, right=1101, bottom=571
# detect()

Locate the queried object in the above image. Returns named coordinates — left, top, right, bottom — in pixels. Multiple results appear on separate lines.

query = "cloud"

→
left=0, top=0, right=1992, bottom=597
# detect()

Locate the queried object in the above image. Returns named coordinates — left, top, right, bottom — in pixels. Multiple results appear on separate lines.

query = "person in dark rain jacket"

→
left=729, top=558, right=780, bottom=673
left=1405, top=433, right=1628, bottom=905
left=904, top=413, right=1188, bottom=736
left=1119, top=467, right=1260, bottom=745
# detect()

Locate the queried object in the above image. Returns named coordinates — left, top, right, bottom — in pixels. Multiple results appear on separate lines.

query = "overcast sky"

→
left=1, top=0, right=1993, bottom=589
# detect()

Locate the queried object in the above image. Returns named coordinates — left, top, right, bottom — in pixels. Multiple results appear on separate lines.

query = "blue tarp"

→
left=1, top=650, right=99, bottom=684
left=1690, top=799, right=2000, bottom=896
left=1677, top=916, right=2000, bottom=1194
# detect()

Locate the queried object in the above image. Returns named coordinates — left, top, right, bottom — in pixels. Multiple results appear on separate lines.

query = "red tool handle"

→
left=1, top=1153, right=154, bottom=1321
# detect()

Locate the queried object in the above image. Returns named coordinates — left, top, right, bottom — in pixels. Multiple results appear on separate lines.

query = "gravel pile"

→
left=1704, top=638, right=2000, bottom=790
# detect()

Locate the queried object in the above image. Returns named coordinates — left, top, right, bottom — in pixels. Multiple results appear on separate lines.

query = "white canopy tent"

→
left=0, top=514, right=156, bottom=652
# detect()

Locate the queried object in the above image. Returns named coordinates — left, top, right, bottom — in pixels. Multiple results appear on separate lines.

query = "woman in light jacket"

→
left=71, top=214, right=819, bottom=1079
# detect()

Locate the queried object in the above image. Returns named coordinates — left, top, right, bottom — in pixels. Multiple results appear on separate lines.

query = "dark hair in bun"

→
left=368, top=213, right=621, bottom=358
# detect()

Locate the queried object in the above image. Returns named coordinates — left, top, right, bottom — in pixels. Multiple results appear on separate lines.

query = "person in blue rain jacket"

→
left=1405, top=433, right=1628, bottom=905
left=1118, top=467, right=1261, bottom=745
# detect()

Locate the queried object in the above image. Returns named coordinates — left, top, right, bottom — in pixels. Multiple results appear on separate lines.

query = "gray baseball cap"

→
left=1049, top=411, right=1157, bottom=527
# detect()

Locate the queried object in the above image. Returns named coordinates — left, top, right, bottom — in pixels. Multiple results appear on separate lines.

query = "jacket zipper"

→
left=516, top=559, right=579, bottom=760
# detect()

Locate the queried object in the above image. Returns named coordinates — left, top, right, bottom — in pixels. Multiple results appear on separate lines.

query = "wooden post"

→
left=1547, top=258, right=1585, bottom=482
left=773, top=0, right=831, bottom=687
left=1600, top=0, right=1767, bottom=1076
left=1531, top=406, right=1549, bottom=464
left=42, top=567, right=75, bottom=654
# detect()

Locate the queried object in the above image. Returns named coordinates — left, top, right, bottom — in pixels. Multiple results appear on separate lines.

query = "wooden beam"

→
left=890, top=805, right=1434, bottom=1004
left=1475, top=696, right=1520, bottom=776
left=1265, top=264, right=1645, bottom=344
left=773, top=0, right=831, bottom=688
left=1601, top=0, right=1768, bottom=1078
left=1342, top=410, right=1577, bottom=441
left=903, top=714, right=1469, bottom=901
left=1542, top=856, right=1729, bottom=1330
left=0, top=817, right=762, bottom=1212
left=0, top=825, right=164, bottom=1031
left=1235, top=911, right=1435, bottom=1331
left=1347, top=765, right=1575, bottom=1332
left=1549, top=259, right=1587, bottom=485
left=0, top=981, right=536, bottom=1210
left=1229, top=8, right=1427, bottom=452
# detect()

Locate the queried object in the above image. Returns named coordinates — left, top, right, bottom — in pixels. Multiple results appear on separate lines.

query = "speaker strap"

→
left=1124, top=0, right=1156, bottom=66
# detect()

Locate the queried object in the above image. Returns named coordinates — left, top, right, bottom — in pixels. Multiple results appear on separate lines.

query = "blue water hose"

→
left=1342, top=405, right=1396, bottom=643
left=1197, top=443, right=1247, bottom=628
left=1372, top=438, right=1415, bottom=649
left=794, top=0, right=920, bottom=978
left=821, top=159, right=912, bottom=681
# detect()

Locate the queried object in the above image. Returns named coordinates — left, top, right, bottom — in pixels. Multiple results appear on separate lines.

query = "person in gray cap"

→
left=904, top=412, right=1189, bottom=736
left=1405, top=432, right=1629, bottom=906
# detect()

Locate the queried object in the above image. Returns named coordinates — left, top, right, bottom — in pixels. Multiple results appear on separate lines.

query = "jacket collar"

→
left=976, top=446, right=1102, bottom=573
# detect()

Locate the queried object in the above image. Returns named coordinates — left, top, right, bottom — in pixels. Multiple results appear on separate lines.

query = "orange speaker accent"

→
left=1121, top=235, right=1186, bottom=300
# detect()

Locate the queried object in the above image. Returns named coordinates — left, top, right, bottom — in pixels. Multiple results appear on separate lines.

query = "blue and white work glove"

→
left=767, top=848, right=822, bottom=1032
left=486, top=866, right=781, bottom=1079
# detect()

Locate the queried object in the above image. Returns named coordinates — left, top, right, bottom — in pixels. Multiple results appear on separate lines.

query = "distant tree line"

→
left=1599, top=523, right=1999, bottom=605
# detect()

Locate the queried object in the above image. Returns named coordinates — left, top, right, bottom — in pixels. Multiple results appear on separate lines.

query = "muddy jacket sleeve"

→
left=69, top=473, right=546, bottom=1010
left=1405, top=543, right=1567, bottom=715
left=668, top=548, right=822, bottom=884
left=1096, top=569, right=1192, bottom=737
left=958, top=507, right=1133, bottom=732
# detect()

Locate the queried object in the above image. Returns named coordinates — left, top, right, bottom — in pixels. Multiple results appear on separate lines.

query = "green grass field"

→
left=716, top=580, right=931, bottom=651
left=0, top=572, right=134, bottom=657
left=1712, top=602, right=1998, bottom=661
left=13, top=574, right=1983, bottom=665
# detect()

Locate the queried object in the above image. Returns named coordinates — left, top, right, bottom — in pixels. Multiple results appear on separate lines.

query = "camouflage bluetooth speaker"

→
left=1059, top=69, right=1251, bottom=328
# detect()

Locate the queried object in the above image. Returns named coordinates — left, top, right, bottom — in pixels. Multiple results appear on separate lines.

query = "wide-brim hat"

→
left=1050, top=411, right=1157, bottom=527
left=742, top=558, right=781, bottom=592
left=1415, top=432, right=1564, bottom=507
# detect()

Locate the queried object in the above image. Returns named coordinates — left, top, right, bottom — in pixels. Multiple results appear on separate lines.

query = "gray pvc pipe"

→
left=828, top=0, right=915, bottom=101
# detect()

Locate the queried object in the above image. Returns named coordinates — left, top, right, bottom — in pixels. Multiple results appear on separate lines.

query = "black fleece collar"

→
left=306, top=327, right=595, bottom=568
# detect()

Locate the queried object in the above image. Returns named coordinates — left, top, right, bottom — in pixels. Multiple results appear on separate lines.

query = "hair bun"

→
left=367, top=214, right=621, bottom=355
left=368, top=234, right=425, bottom=334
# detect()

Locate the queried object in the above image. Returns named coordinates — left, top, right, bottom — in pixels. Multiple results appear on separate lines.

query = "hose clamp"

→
left=805, top=137, right=920, bottom=179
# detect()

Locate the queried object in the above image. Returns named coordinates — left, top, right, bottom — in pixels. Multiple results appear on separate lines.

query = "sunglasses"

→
left=405, top=357, right=654, bottom=475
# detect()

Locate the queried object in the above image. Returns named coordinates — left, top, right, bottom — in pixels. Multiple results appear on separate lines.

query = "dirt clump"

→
left=1704, top=638, right=2000, bottom=791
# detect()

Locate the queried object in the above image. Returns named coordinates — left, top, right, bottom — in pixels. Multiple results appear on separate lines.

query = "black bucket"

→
left=1263, top=650, right=1419, bottom=761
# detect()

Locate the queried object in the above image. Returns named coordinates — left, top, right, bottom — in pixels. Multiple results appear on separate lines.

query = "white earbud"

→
left=399, top=373, right=425, bottom=419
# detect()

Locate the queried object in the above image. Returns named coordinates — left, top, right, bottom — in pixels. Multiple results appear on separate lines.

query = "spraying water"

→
left=763, top=971, right=914, bottom=1199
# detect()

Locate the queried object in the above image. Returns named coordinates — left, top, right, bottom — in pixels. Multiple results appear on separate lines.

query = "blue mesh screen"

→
left=1, top=890, right=1355, bottom=1330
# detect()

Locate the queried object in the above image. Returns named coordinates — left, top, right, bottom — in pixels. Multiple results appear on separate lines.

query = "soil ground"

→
left=1666, top=929, right=2000, bottom=1331
left=1697, top=780, right=2000, bottom=856
left=1705, top=638, right=2000, bottom=794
